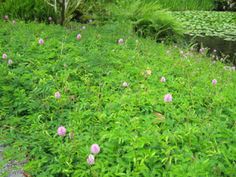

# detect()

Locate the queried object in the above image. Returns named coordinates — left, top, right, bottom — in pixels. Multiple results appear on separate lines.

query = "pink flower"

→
left=122, top=82, right=129, bottom=88
left=7, top=59, right=13, bottom=65
left=2, top=53, right=7, bottom=59
left=199, top=48, right=205, bottom=54
left=57, top=126, right=66, bottom=136
left=54, top=91, right=61, bottom=99
left=91, top=144, right=100, bottom=154
left=160, top=76, right=166, bottom=83
left=87, top=154, right=95, bottom=165
left=4, top=15, right=8, bottom=21
left=118, top=38, right=124, bottom=45
left=76, top=34, right=81, bottom=40
left=164, top=94, right=172, bottom=102
left=38, top=38, right=44, bottom=45
left=212, top=79, right=217, bottom=85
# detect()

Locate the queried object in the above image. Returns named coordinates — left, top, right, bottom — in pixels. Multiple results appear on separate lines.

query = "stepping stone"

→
left=0, top=145, right=24, bottom=177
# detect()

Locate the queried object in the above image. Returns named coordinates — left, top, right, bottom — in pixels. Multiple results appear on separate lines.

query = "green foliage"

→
left=0, top=19, right=236, bottom=176
left=108, top=1, right=183, bottom=41
left=76, top=0, right=112, bottom=24
left=0, top=0, right=54, bottom=22
left=173, top=11, right=236, bottom=41
left=145, top=0, right=215, bottom=11
left=0, top=0, right=98, bottom=25
left=45, top=0, right=82, bottom=25
left=132, top=3, right=183, bottom=41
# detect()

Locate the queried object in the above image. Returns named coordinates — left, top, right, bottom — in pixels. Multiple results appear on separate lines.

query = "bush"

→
left=132, top=2, right=183, bottom=41
left=113, top=1, right=183, bottom=41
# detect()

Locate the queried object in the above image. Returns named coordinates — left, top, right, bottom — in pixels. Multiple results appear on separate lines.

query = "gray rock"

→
left=0, top=146, right=24, bottom=177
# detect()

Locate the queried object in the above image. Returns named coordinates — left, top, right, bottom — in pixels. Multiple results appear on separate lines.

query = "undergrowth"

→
left=0, top=19, right=236, bottom=176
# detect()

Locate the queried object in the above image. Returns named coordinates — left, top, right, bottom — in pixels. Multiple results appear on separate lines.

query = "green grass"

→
left=0, top=0, right=54, bottom=22
left=0, top=19, right=236, bottom=176
left=145, top=0, right=215, bottom=11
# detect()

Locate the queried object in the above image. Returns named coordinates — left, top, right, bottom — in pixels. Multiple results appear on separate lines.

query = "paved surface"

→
left=0, top=146, right=24, bottom=177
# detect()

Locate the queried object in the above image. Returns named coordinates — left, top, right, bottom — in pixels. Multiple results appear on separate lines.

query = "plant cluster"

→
left=0, top=17, right=236, bottom=176
left=45, top=0, right=82, bottom=25
left=0, top=0, right=107, bottom=25
left=0, top=0, right=54, bottom=22
left=173, top=11, right=236, bottom=41
left=144, top=0, right=215, bottom=11
left=106, top=1, right=183, bottom=41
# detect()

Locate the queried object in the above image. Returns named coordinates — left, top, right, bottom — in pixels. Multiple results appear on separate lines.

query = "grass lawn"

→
left=0, top=20, right=236, bottom=176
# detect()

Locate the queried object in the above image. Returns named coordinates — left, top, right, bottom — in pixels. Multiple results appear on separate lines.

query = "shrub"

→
left=114, top=1, right=183, bottom=41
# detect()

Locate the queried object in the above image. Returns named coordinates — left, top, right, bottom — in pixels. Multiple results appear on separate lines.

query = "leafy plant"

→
left=73, top=0, right=112, bottom=24
left=108, top=1, right=183, bottom=41
left=45, top=0, right=82, bottom=25
left=173, top=11, right=236, bottom=40
left=145, top=0, right=215, bottom=11
left=132, top=2, right=183, bottom=41
left=0, top=0, right=54, bottom=22
left=1, top=19, right=236, bottom=176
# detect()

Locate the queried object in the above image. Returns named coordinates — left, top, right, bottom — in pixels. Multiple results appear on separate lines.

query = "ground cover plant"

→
left=0, top=0, right=54, bottom=22
left=0, top=0, right=106, bottom=25
left=173, top=11, right=236, bottom=41
left=1, top=14, right=236, bottom=177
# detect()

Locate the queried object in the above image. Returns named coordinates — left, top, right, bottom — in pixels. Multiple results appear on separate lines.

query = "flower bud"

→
left=38, top=38, right=44, bottom=45
left=87, top=154, right=95, bottom=165
left=164, top=94, right=172, bottom=102
left=57, top=126, right=66, bottom=136
left=91, top=144, right=100, bottom=154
